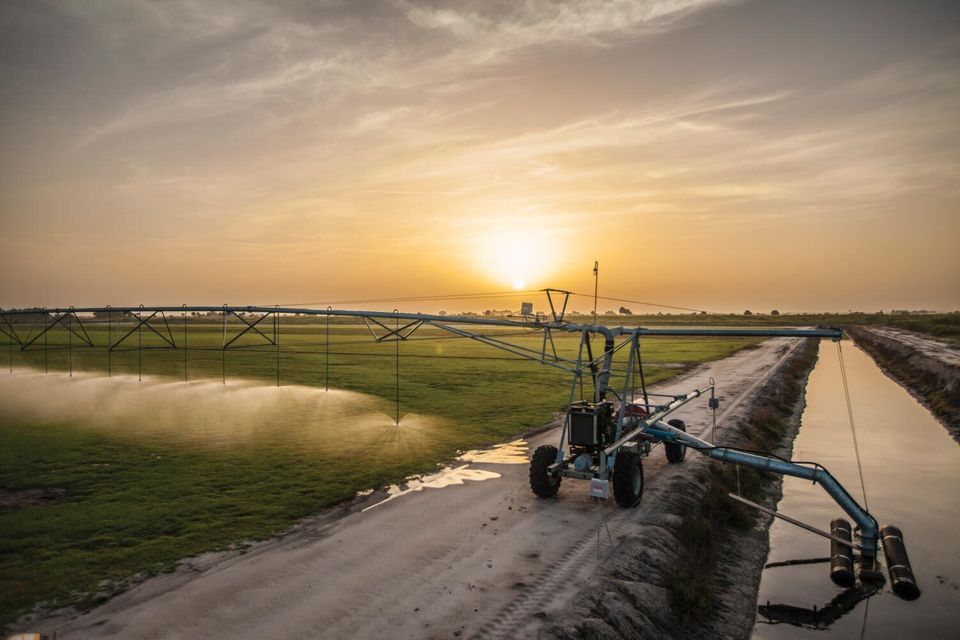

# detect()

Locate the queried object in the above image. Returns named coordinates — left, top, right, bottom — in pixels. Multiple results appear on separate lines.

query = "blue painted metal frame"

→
left=3, top=305, right=869, bottom=552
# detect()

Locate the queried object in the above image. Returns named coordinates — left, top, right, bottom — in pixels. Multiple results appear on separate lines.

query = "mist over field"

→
left=0, top=369, right=440, bottom=449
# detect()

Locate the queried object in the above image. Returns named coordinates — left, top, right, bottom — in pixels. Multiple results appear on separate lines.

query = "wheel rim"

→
left=632, top=462, right=642, bottom=494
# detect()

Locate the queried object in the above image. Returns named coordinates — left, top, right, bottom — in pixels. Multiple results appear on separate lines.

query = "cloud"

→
left=67, top=0, right=737, bottom=145
left=2, top=0, right=958, bottom=309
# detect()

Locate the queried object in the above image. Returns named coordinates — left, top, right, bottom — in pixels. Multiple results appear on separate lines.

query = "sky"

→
left=1, top=0, right=958, bottom=313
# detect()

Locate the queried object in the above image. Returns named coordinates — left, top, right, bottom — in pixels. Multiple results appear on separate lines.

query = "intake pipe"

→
left=580, top=325, right=616, bottom=400
left=648, top=422, right=881, bottom=563
left=881, top=525, right=921, bottom=600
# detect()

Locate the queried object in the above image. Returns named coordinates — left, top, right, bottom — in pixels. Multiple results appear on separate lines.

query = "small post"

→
left=43, top=308, right=48, bottom=374
left=710, top=377, right=718, bottom=443
left=275, top=305, right=280, bottom=387
left=635, top=339, right=649, bottom=408
left=394, top=308, right=400, bottom=426
left=325, top=306, right=331, bottom=392
left=592, top=261, right=599, bottom=325
left=221, top=304, right=227, bottom=385
left=106, top=306, right=112, bottom=377
left=7, top=315, right=11, bottom=373
left=68, top=307, right=73, bottom=377
left=138, top=304, right=143, bottom=382
left=183, top=305, right=188, bottom=383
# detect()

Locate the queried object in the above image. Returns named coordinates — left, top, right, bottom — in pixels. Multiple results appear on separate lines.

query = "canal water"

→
left=753, top=340, right=960, bottom=639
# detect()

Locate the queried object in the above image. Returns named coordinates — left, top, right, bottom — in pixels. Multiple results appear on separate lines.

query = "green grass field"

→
left=0, top=318, right=759, bottom=626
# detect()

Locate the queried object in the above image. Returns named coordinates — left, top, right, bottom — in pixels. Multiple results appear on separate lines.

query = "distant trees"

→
left=771, top=309, right=780, bottom=316
left=618, top=306, right=632, bottom=315
left=604, top=310, right=616, bottom=316
left=743, top=310, right=753, bottom=316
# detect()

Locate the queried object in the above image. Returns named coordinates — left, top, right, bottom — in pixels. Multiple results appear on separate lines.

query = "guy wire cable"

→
left=568, top=291, right=710, bottom=314
left=837, top=341, right=869, bottom=512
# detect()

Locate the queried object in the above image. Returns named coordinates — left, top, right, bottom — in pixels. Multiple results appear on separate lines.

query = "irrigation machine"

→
left=0, top=289, right=919, bottom=600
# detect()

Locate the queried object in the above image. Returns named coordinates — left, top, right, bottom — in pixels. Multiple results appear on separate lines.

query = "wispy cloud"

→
left=69, top=0, right=737, bottom=145
left=1, top=0, right=957, bottom=310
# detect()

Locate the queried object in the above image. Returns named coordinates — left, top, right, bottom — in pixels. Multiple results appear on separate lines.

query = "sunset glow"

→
left=0, top=1, right=957, bottom=312
left=474, top=228, right=561, bottom=292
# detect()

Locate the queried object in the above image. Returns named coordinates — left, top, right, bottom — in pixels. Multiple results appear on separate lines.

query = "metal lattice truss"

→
left=0, top=290, right=841, bottom=385
left=2, top=297, right=893, bottom=580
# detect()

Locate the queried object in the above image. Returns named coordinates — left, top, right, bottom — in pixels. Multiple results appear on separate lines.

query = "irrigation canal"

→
left=752, top=339, right=960, bottom=638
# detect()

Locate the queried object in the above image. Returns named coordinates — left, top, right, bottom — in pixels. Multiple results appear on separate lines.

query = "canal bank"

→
left=846, top=326, right=960, bottom=442
left=542, top=338, right=822, bottom=640
left=753, top=340, right=960, bottom=639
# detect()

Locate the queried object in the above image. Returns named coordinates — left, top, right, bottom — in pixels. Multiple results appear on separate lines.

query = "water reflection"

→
left=458, top=439, right=529, bottom=464
left=753, top=340, right=960, bottom=639
left=759, top=578, right=880, bottom=631
left=361, top=465, right=501, bottom=512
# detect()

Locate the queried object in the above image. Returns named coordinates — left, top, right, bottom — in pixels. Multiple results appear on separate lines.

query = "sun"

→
left=473, top=229, right=558, bottom=290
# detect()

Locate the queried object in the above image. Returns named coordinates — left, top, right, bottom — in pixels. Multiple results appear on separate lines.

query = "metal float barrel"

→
left=881, top=524, right=920, bottom=600
left=829, top=518, right=855, bottom=588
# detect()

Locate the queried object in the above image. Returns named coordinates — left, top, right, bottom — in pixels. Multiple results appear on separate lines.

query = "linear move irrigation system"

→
left=0, top=289, right=919, bottom=600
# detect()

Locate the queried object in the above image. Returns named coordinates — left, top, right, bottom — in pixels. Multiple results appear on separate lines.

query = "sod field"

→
left=0, top=317, right=761, bottom=626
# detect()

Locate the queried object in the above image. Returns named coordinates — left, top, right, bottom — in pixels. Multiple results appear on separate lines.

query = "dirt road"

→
left=40, top=338, right=800, bottom=640
left=867, top=327, right=960, bottom=368
left=848, top=326, right=960, bottom=440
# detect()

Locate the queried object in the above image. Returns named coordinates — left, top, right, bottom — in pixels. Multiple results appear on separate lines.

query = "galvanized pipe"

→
left=556, top=330, right=588, bottom=465
left=602, top=387, right=710, bottom=456
left=2, top=307, right=842, bottom=340
left=650, top=420, right=879, bottom=555
left=714, top=448, right=878, bottom=555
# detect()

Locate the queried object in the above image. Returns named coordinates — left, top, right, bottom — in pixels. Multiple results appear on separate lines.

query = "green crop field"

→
left=0, top=317, right=759, bottom=627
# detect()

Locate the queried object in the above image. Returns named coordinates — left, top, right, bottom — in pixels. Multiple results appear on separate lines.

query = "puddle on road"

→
left=361, top=465, right=501, bottom=512
left=360, top=439, right=529, bottom=511
left=458, top=439, right=529, bottom=464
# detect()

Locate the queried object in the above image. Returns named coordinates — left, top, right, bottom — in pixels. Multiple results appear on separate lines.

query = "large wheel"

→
left=612, top=451, right=644, bottom=508
left=665, top=418, right=687, bottom=464
left=529, top=445, right=561, bottom=498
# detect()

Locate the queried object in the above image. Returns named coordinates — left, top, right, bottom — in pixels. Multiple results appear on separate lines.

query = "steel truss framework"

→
left=3, top=298, right=894, bottom=581
left=0, top=301, right=841, bottom=390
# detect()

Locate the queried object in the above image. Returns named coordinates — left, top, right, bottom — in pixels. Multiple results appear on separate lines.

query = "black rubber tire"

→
left=612, top=451, right=644, bottom=508
left=665, top=418, right=687, bottom=464
left=529, top=445, right=561, bottom=498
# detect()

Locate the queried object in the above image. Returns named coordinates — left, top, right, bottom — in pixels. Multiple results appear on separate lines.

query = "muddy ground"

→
left=847, top=326, right=960, bottom=442
left=25, top=338, right=808, bottom=639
